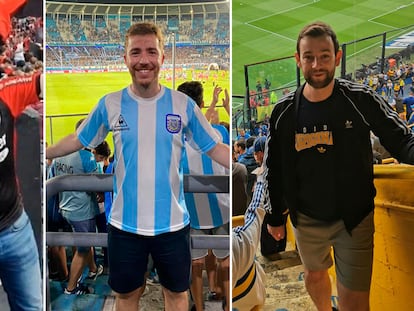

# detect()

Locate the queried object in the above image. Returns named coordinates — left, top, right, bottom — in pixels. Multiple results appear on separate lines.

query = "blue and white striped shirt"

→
left=182, top=124, right=230, bottom=229
left=77, top=85, right=220, bottom=236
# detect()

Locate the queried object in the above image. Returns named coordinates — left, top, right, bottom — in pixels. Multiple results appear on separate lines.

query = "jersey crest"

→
left=165, top=114, right=181, bottom=133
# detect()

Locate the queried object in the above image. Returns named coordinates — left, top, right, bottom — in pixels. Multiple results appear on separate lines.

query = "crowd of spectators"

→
left=45, top=13, right=229, bottom=71
left=0, top=16, right=43, bottom=78
left=46, top=44, right=229, bottom=71
left=46, top=14, right=229, bottom=45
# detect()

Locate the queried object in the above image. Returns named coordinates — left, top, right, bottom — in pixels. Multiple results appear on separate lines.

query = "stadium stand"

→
left=45, top=1, right=229, bottom=73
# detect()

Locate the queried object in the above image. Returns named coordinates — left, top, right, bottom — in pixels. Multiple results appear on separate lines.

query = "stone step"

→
left=256, top=249, right=338, bottom=310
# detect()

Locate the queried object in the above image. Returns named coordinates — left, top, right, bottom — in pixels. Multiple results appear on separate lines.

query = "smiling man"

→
left=263, top=21, right=414, bottom=311
left=46, top=22, right=230, bottom=311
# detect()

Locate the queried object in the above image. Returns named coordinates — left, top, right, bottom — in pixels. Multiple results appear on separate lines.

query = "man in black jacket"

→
left=263, top=21, right=414, bottom=311
left=0, top=100, right=42, bottom=310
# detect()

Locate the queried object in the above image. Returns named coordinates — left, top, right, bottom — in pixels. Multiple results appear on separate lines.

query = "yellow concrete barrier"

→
left=371, top=164, right=414, bottom=310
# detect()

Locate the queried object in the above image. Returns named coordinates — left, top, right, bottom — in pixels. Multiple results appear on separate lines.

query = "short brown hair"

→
left=125, top=22, right=164, bottom=51
left=296, top=21, right=339, bottom=55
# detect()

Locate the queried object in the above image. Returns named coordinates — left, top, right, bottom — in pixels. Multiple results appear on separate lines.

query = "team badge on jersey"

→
left=166, top=114, right=181, bottom=133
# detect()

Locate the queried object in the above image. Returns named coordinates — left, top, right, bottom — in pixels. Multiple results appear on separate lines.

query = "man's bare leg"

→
left=163, top=287, right=188, bottom=311
left=337, top=281, right=369, bottom=311
left=304, top=268, right=332, bottom=311
left=115, top=286, right=145, bottom=311
left=190, top=257, right=205, bottom=310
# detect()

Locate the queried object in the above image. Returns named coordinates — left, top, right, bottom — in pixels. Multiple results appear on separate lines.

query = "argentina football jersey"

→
left=76, top=85, right=220, bottom=236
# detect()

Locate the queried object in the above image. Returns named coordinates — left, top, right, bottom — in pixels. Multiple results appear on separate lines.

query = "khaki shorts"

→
left=293, top=211, right=374, bottom=291
left=190, top=223, right=229, bottom=260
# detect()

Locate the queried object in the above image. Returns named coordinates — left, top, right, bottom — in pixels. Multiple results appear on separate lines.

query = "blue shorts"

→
left=107, top=224, right=191, bottom=294
left=66, top=217, right=97, bottom=254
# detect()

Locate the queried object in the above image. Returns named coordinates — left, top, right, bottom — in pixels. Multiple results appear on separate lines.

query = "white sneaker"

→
left=87, top=264, right=104, bottom=280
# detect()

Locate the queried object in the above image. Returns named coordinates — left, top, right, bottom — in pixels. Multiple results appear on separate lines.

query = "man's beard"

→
left=304, top=69, right=335, bottom=89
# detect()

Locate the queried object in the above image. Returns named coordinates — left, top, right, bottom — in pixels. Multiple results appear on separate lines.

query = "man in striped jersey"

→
left=264, top=21, right=414, bottom=311
left=46, top=22, right=230, bottom=311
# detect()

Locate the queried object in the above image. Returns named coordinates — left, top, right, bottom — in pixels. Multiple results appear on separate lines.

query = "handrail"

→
left=46, top=173, right=229, bottom=201
left=46, top=173, right=230, bottom=249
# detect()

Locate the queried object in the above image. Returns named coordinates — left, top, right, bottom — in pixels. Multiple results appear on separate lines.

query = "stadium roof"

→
left=47, top=1, right=229, bottom=16
left=47, top=0, right=227, bottom=4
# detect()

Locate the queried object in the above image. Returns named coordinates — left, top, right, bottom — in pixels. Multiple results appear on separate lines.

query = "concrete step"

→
left=50, top=271, right=225, bottom=311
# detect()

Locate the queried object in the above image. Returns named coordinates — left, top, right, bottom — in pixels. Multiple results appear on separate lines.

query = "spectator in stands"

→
left=0, top=0, right=27, bottom=45
left=232, top=160, right=248, bottom=216
left=49, top=119, right=104, bottom=295
left=232, top=167, right=268, bottom=311
left=233, top=139, right=246, bottom=161
left=46, top=22, right=230, bottom=311
left=239, top=136, right=259, bottom=204
left=92, top=140, right=112, bottom=270
left=386, top=78, right=393, bottom=99
left=264, top=21, right=414, bottom=311
left=392, top=91, right=405, bottom=121
left=236, top=128, right=250, bottom=141
left=403, top=87, right=414, bottom=122
left=178, top=80, right=230, bottom=311
left=46, top=147, right=70, bottom=283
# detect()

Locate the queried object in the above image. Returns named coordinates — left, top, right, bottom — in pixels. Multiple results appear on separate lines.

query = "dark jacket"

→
left=0, top=100, right=23, bottom=231
left=264, top=79, right=414, bottom=232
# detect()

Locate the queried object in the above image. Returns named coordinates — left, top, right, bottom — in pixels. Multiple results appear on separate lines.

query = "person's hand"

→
left=267, top=224, right=285, bottom=241
left=211, top=85, right=223, bottom=106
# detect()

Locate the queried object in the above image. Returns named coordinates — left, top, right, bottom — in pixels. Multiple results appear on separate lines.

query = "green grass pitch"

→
left=45, top=70, right=230, bottom=149
left=232, top=0, right=414, bottom=97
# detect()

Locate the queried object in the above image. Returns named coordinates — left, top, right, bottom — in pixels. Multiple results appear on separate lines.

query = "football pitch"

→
left=232, top=0, right=414, bottom=100
left=45, top=70, right=230, bottom=146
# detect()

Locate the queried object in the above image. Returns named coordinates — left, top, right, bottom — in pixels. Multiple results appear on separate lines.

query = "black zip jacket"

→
left=0, top=100, right=23, bottom=231
left=263, top=79, right=414, bottom=232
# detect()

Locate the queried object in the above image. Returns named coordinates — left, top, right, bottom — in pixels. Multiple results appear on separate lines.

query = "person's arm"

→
left=232, top=179, right=267, bottom=287
left=262, top=106, right=288, bottom=227
left=206, top=142, right=230, bottom=169
left=204, top=85, right=222, bottom=122
left=39, top=73, right=43, bottom=99
left=221, top=88, right=230, bottom=116
left=46, top=133, right=84, bottom=159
